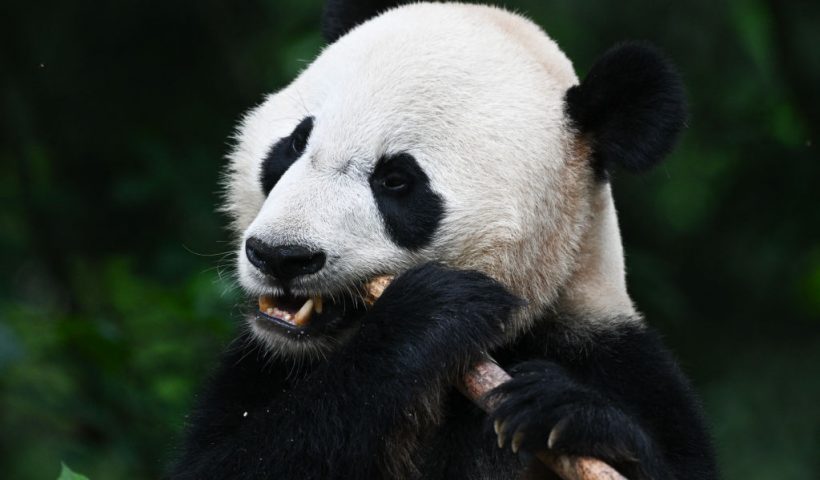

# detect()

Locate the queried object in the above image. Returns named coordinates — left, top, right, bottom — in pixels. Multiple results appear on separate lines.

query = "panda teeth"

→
left=258, top=294, right=276, bottom=313
left=313, top=296, right=323, bottom=314
left=259, top=294, right=323, bottom=328
left=293, top=298, right=314, bottom=327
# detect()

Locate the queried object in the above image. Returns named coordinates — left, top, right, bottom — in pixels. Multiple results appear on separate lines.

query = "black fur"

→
left=260, top=116, right=314, bottom=195
left=171, top=266, right=717, bottom=480
left=565, top=43, right=687, bottom=179
left=321, top=0, right=407, bottom=43
left=170, top=263, right=521, bottom=479
left=490, top=322, right=718, bottom=480
left=370, top=153, right=445, bottom=250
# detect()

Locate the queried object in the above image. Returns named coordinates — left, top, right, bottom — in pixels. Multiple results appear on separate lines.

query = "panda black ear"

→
left=321, top=0, right=406, bottom=43
left=565, top=42, right=687, bottom=177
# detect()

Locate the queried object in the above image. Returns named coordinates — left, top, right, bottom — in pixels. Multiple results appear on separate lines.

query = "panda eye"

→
left=369, top=152, right=444, bottom=250
left=380, top=172, right=411, bottom=192
left=370, top=153, right=421, bottom=197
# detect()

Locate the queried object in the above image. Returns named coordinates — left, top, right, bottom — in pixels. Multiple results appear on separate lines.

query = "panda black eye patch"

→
left=260, top=116, right=314, bottom=195
left=369, top=153, right=444, bottom=250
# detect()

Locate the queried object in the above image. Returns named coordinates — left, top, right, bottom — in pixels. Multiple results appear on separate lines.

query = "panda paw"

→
left=369, top=262, right=522, bottom=351
left=489, top=360, right=660, bottom=478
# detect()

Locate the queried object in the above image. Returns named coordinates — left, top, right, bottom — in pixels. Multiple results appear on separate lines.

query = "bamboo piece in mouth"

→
left=363, top=275, right=626, bottom=480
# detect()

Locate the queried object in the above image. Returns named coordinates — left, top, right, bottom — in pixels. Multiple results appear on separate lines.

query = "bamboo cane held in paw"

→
left=462, top=361, right=627, bottom=480
left=364, top=275, right=627, bottom=480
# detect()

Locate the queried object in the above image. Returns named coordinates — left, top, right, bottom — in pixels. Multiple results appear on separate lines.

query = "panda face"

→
left=226, top=4, right=597, bottom=356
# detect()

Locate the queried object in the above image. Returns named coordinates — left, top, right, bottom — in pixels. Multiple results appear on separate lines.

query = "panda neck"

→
left=555, top=183, right=637, bottom=319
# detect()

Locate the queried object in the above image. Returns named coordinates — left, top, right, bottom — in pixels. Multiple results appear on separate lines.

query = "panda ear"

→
left=321, top=0, right=406, bottom=43
left=565, top=42, right=687, bottom=177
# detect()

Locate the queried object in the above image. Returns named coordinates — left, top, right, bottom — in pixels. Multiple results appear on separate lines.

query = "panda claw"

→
left=496, top=421, right=507, bottom=448
left=548, top=417, right=569, bottom=449
left=511, top=431, right=524, bottom=453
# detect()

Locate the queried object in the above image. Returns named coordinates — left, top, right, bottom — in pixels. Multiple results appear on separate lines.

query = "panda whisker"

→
left=182, top=243, right=235, bottom=258
left=231, top=333, right=262, bottom=368
left=289, top=88, right=313, bottom=119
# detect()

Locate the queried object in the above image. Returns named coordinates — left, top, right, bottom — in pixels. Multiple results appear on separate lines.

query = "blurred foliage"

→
left=0, top=0, right=817, bottom=479
left=58, top=464, right=90, bottom=480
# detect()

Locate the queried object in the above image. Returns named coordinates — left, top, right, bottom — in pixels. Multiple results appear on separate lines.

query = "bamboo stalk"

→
left=365, top=276, right=626, bottom=480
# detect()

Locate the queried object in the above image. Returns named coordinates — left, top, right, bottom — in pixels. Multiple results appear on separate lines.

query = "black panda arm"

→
left=170, top=264, right=520, bottom=480
left=491, top=322, right=718, bottom=480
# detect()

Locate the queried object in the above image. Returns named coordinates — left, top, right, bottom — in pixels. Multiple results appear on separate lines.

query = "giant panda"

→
left=171, top=1, right=718, bottom=479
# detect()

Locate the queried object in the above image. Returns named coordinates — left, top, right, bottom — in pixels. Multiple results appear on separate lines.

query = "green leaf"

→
left=729, top=0, right=774, bottom=75
left=58, top=463, right=90, bottom=480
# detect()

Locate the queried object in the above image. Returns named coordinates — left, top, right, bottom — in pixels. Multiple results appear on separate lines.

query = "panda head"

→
left=224, top=1, right=686, bottom=356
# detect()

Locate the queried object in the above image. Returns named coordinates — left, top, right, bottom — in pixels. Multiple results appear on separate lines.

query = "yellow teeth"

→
left=313, top=296, right=323, bottom=314
left=258, top=295, right=275, bottom=312
left=258, top=294, right=324, bottom=328
left=293, top=298, right=314, bottom=327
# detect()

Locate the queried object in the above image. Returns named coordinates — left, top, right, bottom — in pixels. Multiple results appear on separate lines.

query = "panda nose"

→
left=245, top=237, right=326, bottom=283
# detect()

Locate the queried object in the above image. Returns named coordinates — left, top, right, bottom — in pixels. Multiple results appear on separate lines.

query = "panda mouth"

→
left=255, top=290, right=368, bottom=337
left=258, top=294, right=323, bottom=329
left=256, top=294, right=335, bottom=335
left=255, top=277, right=392, bottom=336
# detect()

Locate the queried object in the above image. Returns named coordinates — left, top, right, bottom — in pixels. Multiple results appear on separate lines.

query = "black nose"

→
left=245, top=237, right=326, bottom=283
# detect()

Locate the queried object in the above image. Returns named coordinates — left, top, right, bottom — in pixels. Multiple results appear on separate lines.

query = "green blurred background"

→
left=1, top=0, right=818, bottom=478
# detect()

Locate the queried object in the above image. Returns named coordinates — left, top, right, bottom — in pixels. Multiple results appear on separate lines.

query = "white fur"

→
left=223, top=3, right=635, bottom=354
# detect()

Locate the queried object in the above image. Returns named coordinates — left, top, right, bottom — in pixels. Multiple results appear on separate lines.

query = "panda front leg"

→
left=490, top=324, right=718, bottom=480
left=172, top=263, right=520, bottom=480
